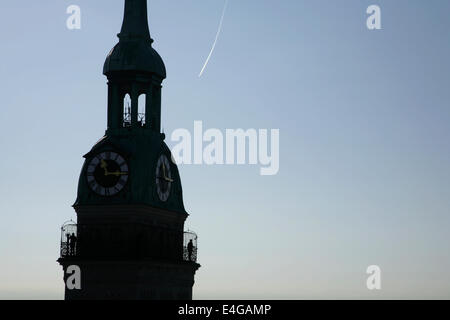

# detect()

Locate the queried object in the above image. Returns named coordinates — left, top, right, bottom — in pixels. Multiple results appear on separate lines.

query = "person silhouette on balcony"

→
left=69, top=233, right=77, bottom=256
left=187, top=239, right=194, bottom=262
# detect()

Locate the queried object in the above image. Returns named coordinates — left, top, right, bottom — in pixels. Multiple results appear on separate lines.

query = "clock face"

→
left=86, top=151, right=129, bottom=196
left=155, top=154, right=173, bottom=202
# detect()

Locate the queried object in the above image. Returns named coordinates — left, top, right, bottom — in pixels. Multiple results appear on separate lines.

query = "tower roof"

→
left=103, top=0, right=166, bottom=79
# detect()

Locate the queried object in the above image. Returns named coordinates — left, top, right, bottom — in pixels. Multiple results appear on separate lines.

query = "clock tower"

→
left=57, top=0, right=200, bottom=300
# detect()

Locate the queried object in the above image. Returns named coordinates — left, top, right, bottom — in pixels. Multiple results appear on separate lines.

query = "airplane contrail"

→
left=199, top=0, right=229, bottom=77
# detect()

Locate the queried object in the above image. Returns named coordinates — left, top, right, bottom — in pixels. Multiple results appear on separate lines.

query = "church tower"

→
left=57, top=0, right=200, bottom=300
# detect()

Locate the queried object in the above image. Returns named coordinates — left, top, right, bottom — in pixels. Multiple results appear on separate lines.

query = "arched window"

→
left=123, top=94, right=131, bottom=127
left=138, top=94, right=146, bottom=126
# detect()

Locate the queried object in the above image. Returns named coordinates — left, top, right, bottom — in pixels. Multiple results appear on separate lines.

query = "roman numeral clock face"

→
left=86, top=152, right=129, bottom=196
left=155, top=154, right=173, bottom=202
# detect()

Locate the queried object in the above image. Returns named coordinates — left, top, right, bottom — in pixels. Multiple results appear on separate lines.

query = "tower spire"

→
left=118, top=0, right=152, bottom=42
left=103, top=0, right=166, bottom=132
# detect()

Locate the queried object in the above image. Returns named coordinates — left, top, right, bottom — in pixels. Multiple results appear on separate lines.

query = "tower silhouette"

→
left=57, top=0, right=200, bottom=300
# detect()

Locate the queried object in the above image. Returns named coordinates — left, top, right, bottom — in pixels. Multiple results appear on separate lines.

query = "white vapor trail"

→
left=199, top=0, right=229, bottom=77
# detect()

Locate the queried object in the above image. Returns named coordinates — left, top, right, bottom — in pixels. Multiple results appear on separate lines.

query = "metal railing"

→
left=59, top=222, right=198, bottom=262
left=138, top=113, right=146, bottom=126
left=123, top=110, right=146, bottom=127
left=60, top=221, right=78, bottom=258
left=183, top=230, right=198, bottom=263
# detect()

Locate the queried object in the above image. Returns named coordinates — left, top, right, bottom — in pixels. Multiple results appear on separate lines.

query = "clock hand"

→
left=156, top=175, right=173, bottom=183
left=162, top=162, right=166, bottom=178
left=106, top=171, right=128, bottom=177
left=100, top=159, right=109, bottom=175
left=163, top=162, right=173, bottom=180
left=159, top=162, right=173, bottom=182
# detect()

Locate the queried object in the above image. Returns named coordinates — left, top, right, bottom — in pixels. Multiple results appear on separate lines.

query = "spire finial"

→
left=118, top=0, right=152, bottom=42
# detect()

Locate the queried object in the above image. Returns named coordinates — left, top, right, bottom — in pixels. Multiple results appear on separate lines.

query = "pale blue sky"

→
left=0, top=0, right=450, bottom=299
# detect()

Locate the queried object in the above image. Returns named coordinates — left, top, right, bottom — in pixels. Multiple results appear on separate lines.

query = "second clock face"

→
left=155, top=154, right=172, bottom=202
left=86, top=151, right=129, bottom=196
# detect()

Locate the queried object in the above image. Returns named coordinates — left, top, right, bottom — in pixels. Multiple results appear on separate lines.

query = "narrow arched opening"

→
left=138, top=94, right=146, bottom=127
left=123, top=94, right=131, bottom=127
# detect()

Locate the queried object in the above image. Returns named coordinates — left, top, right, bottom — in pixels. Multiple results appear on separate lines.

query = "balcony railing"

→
left=183, top=230, right=198, bottom=263
left=59, top=222, right=198, bottom=263
left=123, top=110, right=146, bottom=127
left=60, top=220, right=78, bottom=258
